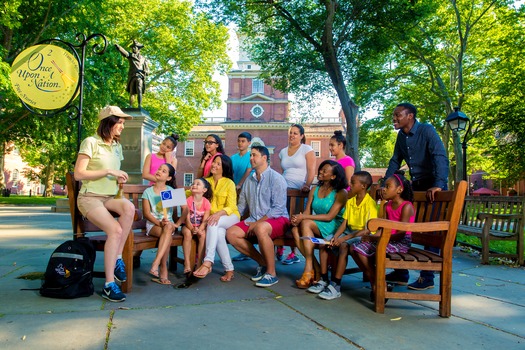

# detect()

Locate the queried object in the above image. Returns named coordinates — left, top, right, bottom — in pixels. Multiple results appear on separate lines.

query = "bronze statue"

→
left=115, top=40, right=149, bottom=108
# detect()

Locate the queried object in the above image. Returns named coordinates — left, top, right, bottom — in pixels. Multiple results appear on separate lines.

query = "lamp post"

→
left=446, top=107, right=471, bottom=181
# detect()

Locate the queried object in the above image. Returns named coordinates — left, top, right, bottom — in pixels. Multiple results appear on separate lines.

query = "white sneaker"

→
left=318, top=283, right=341, bottom=300
left=307, top=280, right=328, bottom=294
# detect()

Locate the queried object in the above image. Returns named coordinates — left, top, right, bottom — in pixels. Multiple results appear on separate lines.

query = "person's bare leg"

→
left=254, top=222, right=276, bottom=276
left=227, top=226, right=264, bottom=266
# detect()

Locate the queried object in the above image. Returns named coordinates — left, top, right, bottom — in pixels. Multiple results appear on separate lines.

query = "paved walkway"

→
left=1, top=206, right=524, bottom=349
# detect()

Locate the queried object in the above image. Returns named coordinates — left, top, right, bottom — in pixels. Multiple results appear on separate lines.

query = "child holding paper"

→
left=308, top=171, right=378, bottom=300
left=181, top=178, right=212, bottom=274
left=142, top=163, right=183, bottom=285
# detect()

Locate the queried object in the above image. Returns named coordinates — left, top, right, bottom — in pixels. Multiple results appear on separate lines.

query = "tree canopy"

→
left=0, top=0, right=230, bottom=194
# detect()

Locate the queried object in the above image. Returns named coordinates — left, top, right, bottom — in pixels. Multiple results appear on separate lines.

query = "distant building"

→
left=174, top=49, right=344, bottom=187
left=2, top=143, right=50, bottom=195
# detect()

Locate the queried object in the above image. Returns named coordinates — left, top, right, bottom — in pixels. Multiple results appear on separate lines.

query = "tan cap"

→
left=98, top=106, right=133, bottom=121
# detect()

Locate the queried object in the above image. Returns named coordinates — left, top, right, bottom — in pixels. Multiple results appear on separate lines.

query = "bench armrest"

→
left=367, top=218, right=450, bottom=234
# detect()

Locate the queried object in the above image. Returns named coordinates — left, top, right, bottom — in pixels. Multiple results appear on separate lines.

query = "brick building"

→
left=173, top=53, right=345, bottom=187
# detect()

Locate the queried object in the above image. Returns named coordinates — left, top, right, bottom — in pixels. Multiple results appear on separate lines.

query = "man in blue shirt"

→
left=384, top=102, right=450, bottom=290
left=226, top=145, right=290, bottom=287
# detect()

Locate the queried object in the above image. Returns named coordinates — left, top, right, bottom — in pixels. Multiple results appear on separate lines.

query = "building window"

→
left=184, top=173, right=194, bottom=187
left=184, top=140, right=194, bottom=157
left=12, top=169, right=20, bottom=185
left=311, top=141, right=321, bottom=158
left=252, top=79, right=264, bottom=94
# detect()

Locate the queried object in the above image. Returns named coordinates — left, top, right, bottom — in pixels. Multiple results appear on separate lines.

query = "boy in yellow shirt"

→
left=310, top=171, right=378, bottom=300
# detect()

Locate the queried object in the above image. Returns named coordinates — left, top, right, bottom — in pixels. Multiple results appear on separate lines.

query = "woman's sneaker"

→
left=102, top=282, right=126, bottom=302
left=282, top=253, right=300, bottom=265
left=307, top=280, right=328, bottom=294
left=114, top=258, right=127, bottom=282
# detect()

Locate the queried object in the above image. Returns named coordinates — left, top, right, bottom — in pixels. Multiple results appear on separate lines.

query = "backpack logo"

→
left=54, top=263, right=70, bottom=278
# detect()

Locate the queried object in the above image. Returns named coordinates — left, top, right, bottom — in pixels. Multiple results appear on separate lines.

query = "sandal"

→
left=220, top=271, right=234, bottom=282
left=193, top=264, right=212, bottom=279
left=295, top=270, right=315, bottom=289
left=149, top=268, right=159, bottom=278
left=151, top=277, right=172, bottom=285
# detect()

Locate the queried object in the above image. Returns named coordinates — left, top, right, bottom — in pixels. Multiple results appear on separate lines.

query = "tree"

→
left=351, top=0, right=522, bottom=186
left=196, top=1, right=433, bottom=170
left=0, top=0, right=230, bottom=191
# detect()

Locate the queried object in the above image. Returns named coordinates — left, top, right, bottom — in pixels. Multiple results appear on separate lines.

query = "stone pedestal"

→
left=120, top=108, right=158, bottom=184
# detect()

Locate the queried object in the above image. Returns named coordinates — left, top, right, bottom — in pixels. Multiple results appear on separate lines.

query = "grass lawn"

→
left=0, top=195, right=65, bottom=206
left=456, top=232, right=524, bottom=262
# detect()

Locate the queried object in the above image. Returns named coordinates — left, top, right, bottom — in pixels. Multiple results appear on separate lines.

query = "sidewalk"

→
left=1, top=206, right=524, bottom=349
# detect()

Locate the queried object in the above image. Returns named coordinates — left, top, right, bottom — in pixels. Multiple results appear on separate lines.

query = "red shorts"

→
left=234, top=217, right=290, bottom=240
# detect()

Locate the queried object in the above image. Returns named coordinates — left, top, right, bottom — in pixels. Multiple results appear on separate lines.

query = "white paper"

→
left=300, top=237, right=328, bottom=245
left=160, top=188, right=187, bottom=208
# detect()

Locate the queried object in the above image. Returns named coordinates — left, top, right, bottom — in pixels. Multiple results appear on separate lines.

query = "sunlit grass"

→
left=0, top=195, right=65, bottom=206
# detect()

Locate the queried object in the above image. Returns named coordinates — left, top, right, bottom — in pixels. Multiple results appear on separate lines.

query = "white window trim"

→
left=185, top=140, right=195, bottom=157
left=252, top=79, right=264, bottom=94
left=184, top=173, right=194, bottom=187
left=311, top=141, right=321, bottom=158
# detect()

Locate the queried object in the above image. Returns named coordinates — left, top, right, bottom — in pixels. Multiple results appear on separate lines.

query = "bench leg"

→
left=121, top=231, right=134, bottom=293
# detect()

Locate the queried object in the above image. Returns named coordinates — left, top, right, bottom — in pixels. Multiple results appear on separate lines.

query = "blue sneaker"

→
left=282, top=253, right=300, bottom=265
left=250, top=265, right=267, bottom=281
left=114, top=258, right=127, bottom=282
left=102, top=282, right=126, bottom=302
left=255, top=273, right=279, bottom=287
left=385, top=270, right=409, bottom=285
left=408, top=277, right=435, bottom=290
left=232, top=253, right=250, bottom=261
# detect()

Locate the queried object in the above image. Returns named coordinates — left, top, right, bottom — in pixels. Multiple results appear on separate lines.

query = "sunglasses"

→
left=204, top=141, right=217, bottom=145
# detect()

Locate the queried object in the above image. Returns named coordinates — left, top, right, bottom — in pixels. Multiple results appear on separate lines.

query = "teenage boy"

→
left=231, top=132, right=253, bottom=262
left=231, top=132, right=253, bottom=190
left=309, top=171, right=378, bottom=300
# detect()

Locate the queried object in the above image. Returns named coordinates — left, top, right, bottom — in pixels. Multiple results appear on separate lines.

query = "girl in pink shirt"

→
left=142, top=134, right=179, bottom=185
left=182, top=178, right=212, bottom=274
left=350, top=171, right=415, bottom=299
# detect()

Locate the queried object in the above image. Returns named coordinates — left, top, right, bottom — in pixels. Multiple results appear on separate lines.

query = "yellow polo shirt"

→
left=343, top=193, right=378, bottom=231
left=78, top=135, right=123, bottom=195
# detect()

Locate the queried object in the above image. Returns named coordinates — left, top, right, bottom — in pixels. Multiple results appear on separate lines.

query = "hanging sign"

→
left=10, top=44, right=80, bottom=110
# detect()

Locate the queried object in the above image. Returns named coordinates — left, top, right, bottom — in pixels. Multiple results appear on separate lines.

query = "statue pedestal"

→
left=120, top=107, right=158, bottom=184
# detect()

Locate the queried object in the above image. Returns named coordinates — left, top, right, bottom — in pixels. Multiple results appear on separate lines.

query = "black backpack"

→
left=40, top=238, right=96, bottom=299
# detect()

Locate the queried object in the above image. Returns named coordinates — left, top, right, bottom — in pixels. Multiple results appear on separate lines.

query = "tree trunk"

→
left=43, top=164, right=55, bottom=197
left=0, top=142, right=5, bottom=190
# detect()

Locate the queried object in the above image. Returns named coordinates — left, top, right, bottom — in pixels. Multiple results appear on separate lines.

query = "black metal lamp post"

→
left=446, top=107, right=471, bottom=181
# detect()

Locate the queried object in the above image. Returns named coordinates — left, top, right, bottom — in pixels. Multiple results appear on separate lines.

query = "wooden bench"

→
left=66, top=172, right=194, bottom=293
left=457, top=195, right=524, bottom=265
left=367, top=180, right=467, bottom=317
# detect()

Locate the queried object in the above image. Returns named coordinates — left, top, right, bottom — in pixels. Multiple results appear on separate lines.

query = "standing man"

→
left=231, top=132, right=253, bottom=262
left=226, top=145, right=290, bottom=287
left=115, top=40, right=149, bottom=108
left=384, top=102, right=449, bottom=290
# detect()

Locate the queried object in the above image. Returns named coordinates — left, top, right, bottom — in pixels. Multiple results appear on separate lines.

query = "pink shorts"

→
left=234, top=217, right=290, bottom=240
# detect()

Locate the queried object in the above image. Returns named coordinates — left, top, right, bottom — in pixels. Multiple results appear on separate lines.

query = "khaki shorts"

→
left=77, top=192, right=114, bottom=217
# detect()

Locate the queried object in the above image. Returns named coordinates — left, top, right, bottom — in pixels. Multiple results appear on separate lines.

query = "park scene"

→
left=1, top=1, right=525, bottom=349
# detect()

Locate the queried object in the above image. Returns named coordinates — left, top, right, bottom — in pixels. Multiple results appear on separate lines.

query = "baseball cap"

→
left=98, top=106, right=133, bottom=121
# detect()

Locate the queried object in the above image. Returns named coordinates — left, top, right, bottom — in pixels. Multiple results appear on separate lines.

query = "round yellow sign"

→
left=10, top=44, right=80, bottom=110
